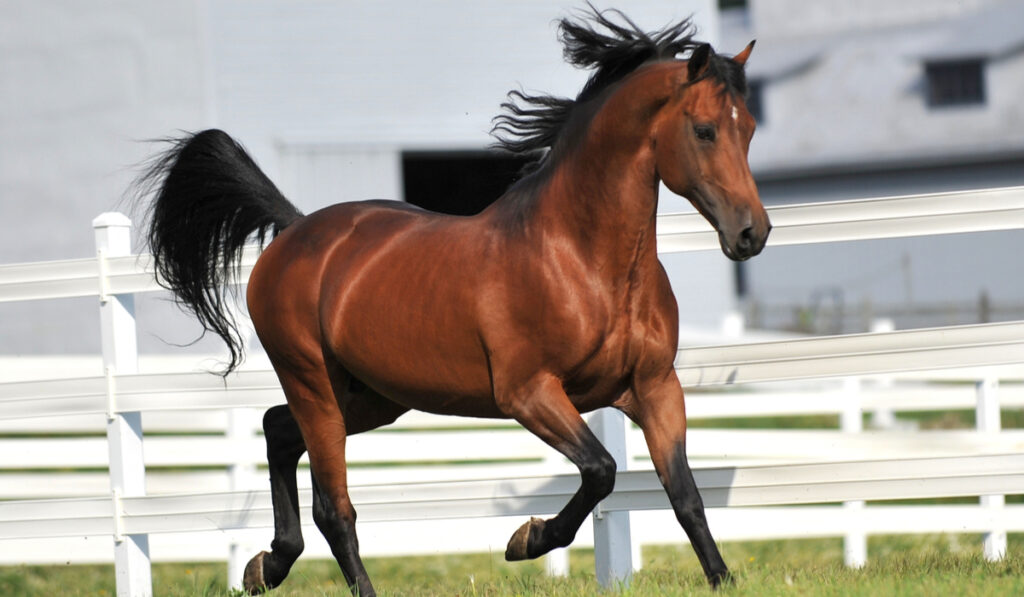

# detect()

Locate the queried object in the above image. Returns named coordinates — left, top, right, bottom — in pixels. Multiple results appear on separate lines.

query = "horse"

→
left=137, top=8, right=768, bottom=596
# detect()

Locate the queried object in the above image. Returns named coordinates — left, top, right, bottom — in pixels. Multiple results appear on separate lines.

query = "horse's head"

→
left=653, top=42, right=770, bottom=261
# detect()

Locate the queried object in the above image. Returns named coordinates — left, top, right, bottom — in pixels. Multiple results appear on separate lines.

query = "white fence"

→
left=2, top=187, right=1024, bottom=597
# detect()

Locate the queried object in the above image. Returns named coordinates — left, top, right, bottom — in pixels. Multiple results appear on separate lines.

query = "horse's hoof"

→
left=505, top=517, right=545, bottom=561
left=242, top=551, right=271, bottom=595
left=709, top=569, right=734, bottom=590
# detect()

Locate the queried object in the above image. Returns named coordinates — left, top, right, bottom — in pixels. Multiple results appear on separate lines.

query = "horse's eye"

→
left=694, top=124, right=716, bottom=142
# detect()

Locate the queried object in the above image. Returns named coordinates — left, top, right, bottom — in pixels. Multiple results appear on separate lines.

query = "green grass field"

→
left=3, top=534, right=1022, bottom=596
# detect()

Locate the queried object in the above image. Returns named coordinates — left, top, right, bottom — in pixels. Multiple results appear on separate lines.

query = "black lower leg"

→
left=244, top=405, right=307, bottom=593
left=311, top=477, right=375, bottom=597
left=666, top=442, right=730, bottom=587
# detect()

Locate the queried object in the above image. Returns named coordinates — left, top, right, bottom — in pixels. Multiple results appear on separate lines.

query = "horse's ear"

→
left=688, top=43, right=713, bottom=81
left=732, top=40, right=756, bottom=67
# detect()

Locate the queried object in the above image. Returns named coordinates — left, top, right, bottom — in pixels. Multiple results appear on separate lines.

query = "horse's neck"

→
left=498, top=69, right=672, bottom=281
left=534, top=128, right=662, bottom=278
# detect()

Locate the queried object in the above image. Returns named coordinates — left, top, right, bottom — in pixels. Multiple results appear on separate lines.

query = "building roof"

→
left=918, top=0, right=1024, bottom=60
left=721, top=0, right=1024, bottom=177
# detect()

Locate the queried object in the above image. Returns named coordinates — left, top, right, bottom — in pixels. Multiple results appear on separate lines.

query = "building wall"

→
left=1, top=1, right=733, bottom=355
left=0, top=0, right=208, bottom=262
left=742, top=1, right=1024, bottom=174
left=203, top=0, right=736, bottom=332
left=205, top=0, right=718, bottom=208
left=750, top=0, right=996, bottom=37
left=0, top=0, right=213, bottom=355
left=724, top=0, right=1024, bottom=333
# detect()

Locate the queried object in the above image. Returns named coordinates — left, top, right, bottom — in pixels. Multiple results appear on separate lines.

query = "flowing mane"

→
left=491, top=7, right=749, bottom=168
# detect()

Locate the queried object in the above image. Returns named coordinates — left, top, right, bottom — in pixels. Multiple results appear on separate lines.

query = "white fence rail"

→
left=5, top=187, right=1023, bottom=304
left=2, top=187, right=1024, bottom=597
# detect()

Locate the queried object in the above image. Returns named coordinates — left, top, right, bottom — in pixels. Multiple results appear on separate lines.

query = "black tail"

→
left=135, top=129, right=303, bottom=374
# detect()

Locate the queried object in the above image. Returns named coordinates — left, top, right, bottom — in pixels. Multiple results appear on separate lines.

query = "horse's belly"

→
left=328, top=312, right=499, bottom=417
left=320, top=240, right=499, bottom=416
left=360, top=376, right=505, bottom=419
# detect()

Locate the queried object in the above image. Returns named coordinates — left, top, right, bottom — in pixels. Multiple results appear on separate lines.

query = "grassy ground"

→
left=3, top=534, right=1022, bottom=596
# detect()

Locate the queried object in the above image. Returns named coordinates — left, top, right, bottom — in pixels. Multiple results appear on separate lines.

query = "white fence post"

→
left=868, top=319, right=897, bottom=429
left=543, top=540, right=570, bottom=576
left=589, top=408, right=632, bottom=588
left=977, top=376, right=1006, bottom=561
left=227, top=408, right=259, bottom=588
left=840, top=377, right=867, bottom=569
left=94, top=213, right=152, bottom=597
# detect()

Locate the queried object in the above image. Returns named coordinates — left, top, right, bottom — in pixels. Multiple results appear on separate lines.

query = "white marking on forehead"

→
left=731, top=105, right=739, bottom=122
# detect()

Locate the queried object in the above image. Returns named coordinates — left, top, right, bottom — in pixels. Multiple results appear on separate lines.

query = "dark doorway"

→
left=402, top=151, right=532, bottom=215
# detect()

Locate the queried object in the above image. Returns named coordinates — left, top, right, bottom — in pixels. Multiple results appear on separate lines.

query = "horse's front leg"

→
left=621, top=370, right=730, bottom=587
left=499, top=372, right=618, bottom=561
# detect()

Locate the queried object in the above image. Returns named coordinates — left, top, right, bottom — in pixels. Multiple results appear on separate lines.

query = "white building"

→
left=7, top=0, right=1017, bottom=358
left=0, top=1, right=728, bottom=356
left=723, top=0, right=1024, bottom=332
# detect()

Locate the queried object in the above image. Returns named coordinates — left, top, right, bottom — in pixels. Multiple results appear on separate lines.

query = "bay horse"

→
left=138, top=8, right=767, bottom=596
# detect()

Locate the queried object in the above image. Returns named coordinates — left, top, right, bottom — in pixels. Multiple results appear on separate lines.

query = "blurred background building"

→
left=2, top=0, right=1023, bottom=360
left=723, top=0, right=1024, bottom=333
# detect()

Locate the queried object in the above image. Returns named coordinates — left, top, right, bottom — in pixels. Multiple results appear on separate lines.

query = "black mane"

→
left=491, top=7, right=747, bottom=164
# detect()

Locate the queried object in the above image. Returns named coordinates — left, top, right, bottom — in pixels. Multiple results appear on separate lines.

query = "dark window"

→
left=719, top=0, right=748, bottom=9
left=402, top=151, right=532, bottom=215
left=925, top=59, right=985, bottom=107
left=746, top=79, right=765, bottom=124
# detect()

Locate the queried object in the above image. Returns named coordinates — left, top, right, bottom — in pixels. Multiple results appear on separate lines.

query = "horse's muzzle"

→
left=721, top=218, right=771, bottom=261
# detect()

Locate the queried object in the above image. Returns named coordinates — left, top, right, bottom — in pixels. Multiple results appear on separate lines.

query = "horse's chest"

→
left=560, top=328, right=635, bottom=406
left=560, top=282, right=673, bottom=407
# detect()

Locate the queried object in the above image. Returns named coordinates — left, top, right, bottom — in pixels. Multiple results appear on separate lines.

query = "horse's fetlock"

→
left=270, top=535, right=304, bottom=562
left=544, top=520, right=576, bottom=549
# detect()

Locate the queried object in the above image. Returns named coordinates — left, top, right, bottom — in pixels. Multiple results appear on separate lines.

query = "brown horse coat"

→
left=140, top=10, right=767, bottom=596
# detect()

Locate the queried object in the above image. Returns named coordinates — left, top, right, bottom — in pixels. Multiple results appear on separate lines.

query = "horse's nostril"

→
left=738, top=226, right=754, bottom=249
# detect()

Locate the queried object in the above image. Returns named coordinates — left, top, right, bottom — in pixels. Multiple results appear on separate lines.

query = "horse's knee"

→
left=582, top=451, right=617, bottom=498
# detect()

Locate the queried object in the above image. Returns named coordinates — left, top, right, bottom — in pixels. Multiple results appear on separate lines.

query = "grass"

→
left=3, top=534, right=1022, bottom=596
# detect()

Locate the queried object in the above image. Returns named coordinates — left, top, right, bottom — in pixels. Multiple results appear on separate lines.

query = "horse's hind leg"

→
left=243, top=405, right=306, bottom=594
left=621, top=371, right=729, bottom=587
left=500, top=373, right=617, bottom=561
left=244, top=386, right=408, bottom=595
left=265, top=363, right=376, bottom=597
